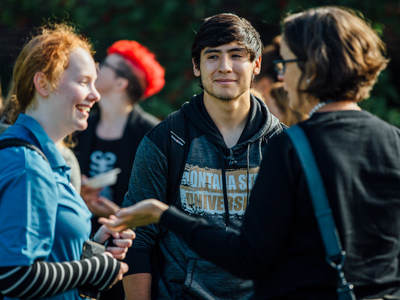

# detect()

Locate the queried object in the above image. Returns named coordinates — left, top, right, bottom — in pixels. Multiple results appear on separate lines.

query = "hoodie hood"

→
left=181, top=92, right=280, bottom=150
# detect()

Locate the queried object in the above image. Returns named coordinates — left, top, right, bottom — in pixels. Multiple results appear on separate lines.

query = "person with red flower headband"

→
left=73, top=40, right=165, bottom=300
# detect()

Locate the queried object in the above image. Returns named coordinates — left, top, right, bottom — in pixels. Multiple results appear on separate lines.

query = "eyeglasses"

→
left=99, top=60, right=127, bottom=78
left=273, top=59, right=304, bottom=76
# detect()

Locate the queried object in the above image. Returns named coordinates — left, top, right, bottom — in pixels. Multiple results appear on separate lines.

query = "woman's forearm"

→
left=0, top=253, right=120, bottom=299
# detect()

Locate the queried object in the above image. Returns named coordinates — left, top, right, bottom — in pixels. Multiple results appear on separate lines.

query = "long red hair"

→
left=7, top=23, right=94, bottom=123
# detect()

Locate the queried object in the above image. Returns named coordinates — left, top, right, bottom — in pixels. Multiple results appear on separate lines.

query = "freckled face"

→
left=193, top=41, right=260, bottom=102
left=51, top=47, right=100, bottom=134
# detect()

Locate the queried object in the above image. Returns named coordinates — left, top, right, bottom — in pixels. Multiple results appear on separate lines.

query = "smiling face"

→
left=49, top=47, right=100, bottom=135
left=193, top=41, right=260, bottom=103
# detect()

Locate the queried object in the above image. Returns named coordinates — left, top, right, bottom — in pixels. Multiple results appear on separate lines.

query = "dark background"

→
left=1, top=0, right=399, bottom=125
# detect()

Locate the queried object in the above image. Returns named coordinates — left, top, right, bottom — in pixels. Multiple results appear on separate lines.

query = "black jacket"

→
left=74, top=105, right=159, bottom=209
left=161, top=110, right=400, bottom=299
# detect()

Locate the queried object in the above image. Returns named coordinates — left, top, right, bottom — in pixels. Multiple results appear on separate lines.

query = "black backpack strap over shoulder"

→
left=165, top=110, right=192, bottom=205
left=149, top=110, right=192, bottom=299
left=0, top=138, right=49, bottom=163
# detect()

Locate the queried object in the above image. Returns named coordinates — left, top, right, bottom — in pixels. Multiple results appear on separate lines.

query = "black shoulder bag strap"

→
left=149, top=110, right=191, bottom=300
left=165, top=110, right=191, bottom=205
left=286, top=125, right=356, bottom=300
left=0, top=138, right=49, bottom=163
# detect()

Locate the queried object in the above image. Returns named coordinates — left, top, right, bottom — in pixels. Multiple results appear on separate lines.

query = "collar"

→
left=9, top=114, right=68, bottom=169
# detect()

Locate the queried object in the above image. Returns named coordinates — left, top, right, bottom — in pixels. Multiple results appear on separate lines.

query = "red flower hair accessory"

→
left=108, top=40, right=165, bottom=98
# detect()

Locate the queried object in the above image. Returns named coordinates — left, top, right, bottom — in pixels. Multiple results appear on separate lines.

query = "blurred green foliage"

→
left=1, top=0, right=399, bottom=125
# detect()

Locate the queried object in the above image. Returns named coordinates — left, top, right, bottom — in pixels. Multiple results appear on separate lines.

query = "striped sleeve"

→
left=0, top=253, right=120, bottom=299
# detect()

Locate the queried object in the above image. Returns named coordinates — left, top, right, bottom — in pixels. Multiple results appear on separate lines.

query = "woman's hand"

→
left=105, top=229, right=135, bottom=260
left=80, top=175, right=120, bottom=217
left=93, top=221, right=135, bottom=260
left=99, top=199, right=169, bottom=232
left=104, top=253, right=129, bottom=288
left=112, top=261, right=129, bottom=287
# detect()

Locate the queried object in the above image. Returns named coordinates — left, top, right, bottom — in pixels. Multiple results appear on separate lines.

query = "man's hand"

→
left=81, top=175, right=119, bottom=217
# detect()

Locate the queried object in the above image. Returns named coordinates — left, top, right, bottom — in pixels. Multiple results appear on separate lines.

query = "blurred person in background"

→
left=252, top=35, right=282, bottom=99
left=252, top=36, right=305, bottom=126
left=268, top=82, right=306, bottom=126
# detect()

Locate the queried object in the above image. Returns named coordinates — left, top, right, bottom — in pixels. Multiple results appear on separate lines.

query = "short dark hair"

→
left=191, top=13, right=263, bottom=70
left=282, top=6, right=388, bottom=103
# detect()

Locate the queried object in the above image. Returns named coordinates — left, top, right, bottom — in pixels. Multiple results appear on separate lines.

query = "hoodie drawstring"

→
left=246, top=143, right=251, bottom=207
left=229, top=148, right=237, bottom=165
left=219, top=147, right=230, bottom=230
left=219, top=144, right=251, bottom=230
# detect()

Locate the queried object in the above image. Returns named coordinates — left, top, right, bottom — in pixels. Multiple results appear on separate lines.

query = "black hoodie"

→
left=123, top=93, right=283, bottom=300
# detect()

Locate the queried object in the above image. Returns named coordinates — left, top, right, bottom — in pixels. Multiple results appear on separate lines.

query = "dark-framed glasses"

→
left=273, top=59, right=304, bottom=76
left=99, top=60, right=127, bottom=78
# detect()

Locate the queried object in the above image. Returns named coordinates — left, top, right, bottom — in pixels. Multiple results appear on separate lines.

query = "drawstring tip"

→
left=226, top=226, right=228, bottom=232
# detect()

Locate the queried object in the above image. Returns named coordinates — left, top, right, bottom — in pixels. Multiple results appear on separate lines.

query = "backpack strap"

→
left=149, top=110, right=191, bottom=299
left=286, top=125, right=355, bottom=300
left=165, top=110, right=191, bottom=205
left=0, top=138, right=49, bottom=164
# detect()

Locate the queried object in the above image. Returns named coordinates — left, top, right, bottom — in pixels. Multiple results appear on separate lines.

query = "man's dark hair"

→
left=191, top=13, right=263, bottom=70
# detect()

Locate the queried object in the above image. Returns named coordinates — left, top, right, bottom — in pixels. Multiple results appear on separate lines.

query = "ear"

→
left=253, top=56, right=262, bottom=75
left=192, top=58, right=201, bottom=77
left=115, top=77, right=129, bottom=92
left=33, top=72, right=49, bottom=97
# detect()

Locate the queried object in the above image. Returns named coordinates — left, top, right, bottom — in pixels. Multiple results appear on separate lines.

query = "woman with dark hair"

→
left=0, top=24, right=134, bottom=299
left=101, top=7, right=400, bottom=300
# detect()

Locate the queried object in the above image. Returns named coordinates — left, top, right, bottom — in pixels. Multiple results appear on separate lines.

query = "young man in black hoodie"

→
left=122, top=13, right=284, bottom=300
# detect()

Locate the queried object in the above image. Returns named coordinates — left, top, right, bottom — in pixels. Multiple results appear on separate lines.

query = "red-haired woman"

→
left=0, top=24, right=133, bottom=300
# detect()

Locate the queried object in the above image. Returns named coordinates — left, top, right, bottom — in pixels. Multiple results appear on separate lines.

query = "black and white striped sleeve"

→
left=0, top=253, right=120, bottom=299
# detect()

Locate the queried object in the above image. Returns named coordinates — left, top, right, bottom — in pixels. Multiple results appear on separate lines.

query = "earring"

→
left=306, top=78, right=311, bottom=83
